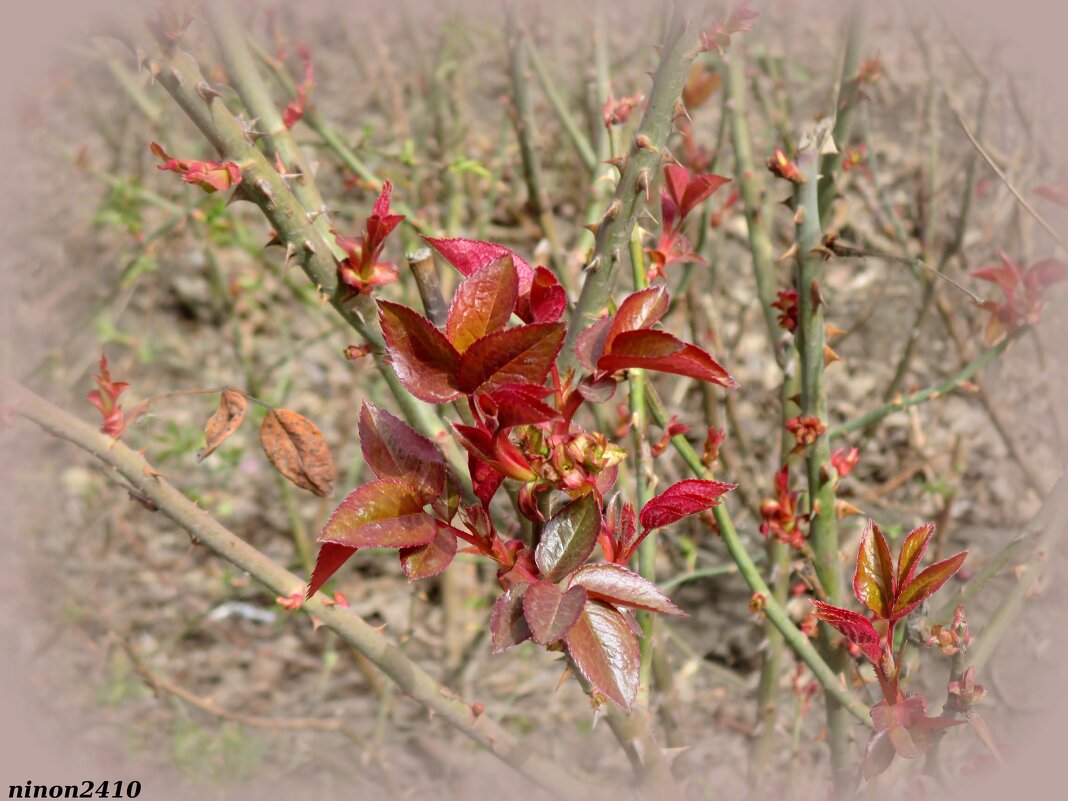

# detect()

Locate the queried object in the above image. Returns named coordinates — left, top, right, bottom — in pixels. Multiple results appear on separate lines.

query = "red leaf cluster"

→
left=282, top=45, right=315, bottom=129
left=972, top=251, right=1068, bottom=344
left=811, top=519, right=970, bottom=779
left=86, top=354, right=130, bottom=438
left=646, top=165, right=731, bottom=279
left=698, top=0, right=760, bottom=55
left=151, top=142, right=242, bottom=193
left=335, top=181, right=405, bottom=296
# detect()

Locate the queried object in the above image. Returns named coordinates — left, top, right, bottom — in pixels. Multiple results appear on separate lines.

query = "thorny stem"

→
left=643, top=386, right=871, bottom=724
left=817, top=0, right=867, bottom=223
left=506, top=2, right=566, bottom=281
left=4, top=379, right=586, bottom=800
left=795, top=129, right=852, bottom=786
left=628, top=227, right=657, bottom=709
left=827, top=333, right=1015, bottom=439
left=725, top=44, right=797, bottom=780
left=563, top=4, right=696, bottom=366
left=967, top=470, right=1068, bottom=672
left=134, top=27, right=466, bottom=479
left=204, top=0, right=336, bottom=250
left=526, top=35, right=598, bottom=172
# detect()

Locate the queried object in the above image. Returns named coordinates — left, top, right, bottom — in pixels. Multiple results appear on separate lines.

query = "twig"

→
left=5, top=378, right=586, bottom=799
left=643, top=385, right=871, bottom=724
left=562, top=4, right=697, bottom=365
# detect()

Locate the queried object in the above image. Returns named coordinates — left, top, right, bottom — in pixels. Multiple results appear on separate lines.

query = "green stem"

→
left=643, top=386, right=870, bottom=724
left=816, top=0, right=867, bottom=222
left=829, top=334, right=1013, bottom=439
left=795, top=126, right=852, bottom=786
left=563, top=5, right=696, bottom=366
left=526, top=35, right=598, bottom=171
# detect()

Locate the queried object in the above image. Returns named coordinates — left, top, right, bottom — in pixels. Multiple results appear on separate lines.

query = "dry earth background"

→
left=2, top=1, right=1068, bottom=799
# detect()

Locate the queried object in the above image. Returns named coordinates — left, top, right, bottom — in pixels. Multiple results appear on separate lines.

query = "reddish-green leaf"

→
left=306, top=541, right=358, bottom=598
left=612, top=501, right=641, bottom=564
left=481, top=383, right=560, bottom=428
left=892, top=551, right=967, bottom=620
left=811, top=600, right=882, bottom=664
left=639, top=479, right=735, bottom=532
left=564, top=601, right=640, bottom=709
left=358, top=401, right=445, bottom=499
left=896, top=523, right=935, bottom=589
left=605, top=287, right=669, bottom=350
left=378, top=300, right=461, bottom=403
left=861, top=730, right=896, bottom=780
left=597, top=329, right=738, bottom=388
left=535, top=494, right=601, bottom=583
left=490, top=586, right=532, bottom=653
left=319, top=478, right=437, bottom=548
left=400, top=524, right=457, bottom=581
left=198, top=389, right=248, bottom=461
left=522, top=582, right=588, bottom=644
left=853, top=519, right=897, bottom=619
left=569, top=563, right=684, bottom=616
left=575, top=316, right=614, bottom=372
left=457, top=322, right=565, bottom=395
left=260, top=409, right=336, bottom=496
left=445, top=256, right=518, bottom=352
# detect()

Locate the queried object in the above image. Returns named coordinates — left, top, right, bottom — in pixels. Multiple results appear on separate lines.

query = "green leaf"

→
left=534, top=494, right=601, bottom=583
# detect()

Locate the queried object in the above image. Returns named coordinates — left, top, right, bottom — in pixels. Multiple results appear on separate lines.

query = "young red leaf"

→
left=86, top=354, right=131, bottom=438
left=853, top=519, right=897, bottom=620
left=198, top=389, right=248, bottom=462
left=605, top=286, right=670, bottom=350
left=260, top=409, right=336, bottom=496
left=597, top=329, right=738, bottom=388
left=612, top=501, right=641, bottom=564
left=490, top=586, right=533, bottom=653
left=457, top=322, right=565, bottom=395
left=481, top=383, right=560, bottom=428
left=811, top=600, right=882, bottom=664
left=378, top=300, right=462, bottom=403
left=534, top=494, right=602, bottom=583
left=639, top=479, right=735, bottom=532
left=522, top=582, right=588, bottom=645
left=445, top=256, right=519, bottom=352
left=896, top=523, right=935, bottom=589
left=358, top=401, right=446, bottom=499
left=306, top=541, right=358, bottom=598
left=568, top=563, right=684, bottom=616
left=523, top=265, right=567, bottom=323
left=400, top=524, right=457, bottom=581
left=564, top=601, right=640, bottom=709
left=575, top=316, right=614, bottom=372
left=892, top=551, right=968, bottom=620
left=319, top=478, right=438, bottom=548
left=470, top=455, right=506, bottom=507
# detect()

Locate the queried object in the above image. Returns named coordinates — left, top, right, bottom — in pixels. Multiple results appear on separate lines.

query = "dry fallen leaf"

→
left=260, top=408, right=335, bottom=496
left=198, top=389, right=249, bottom=462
